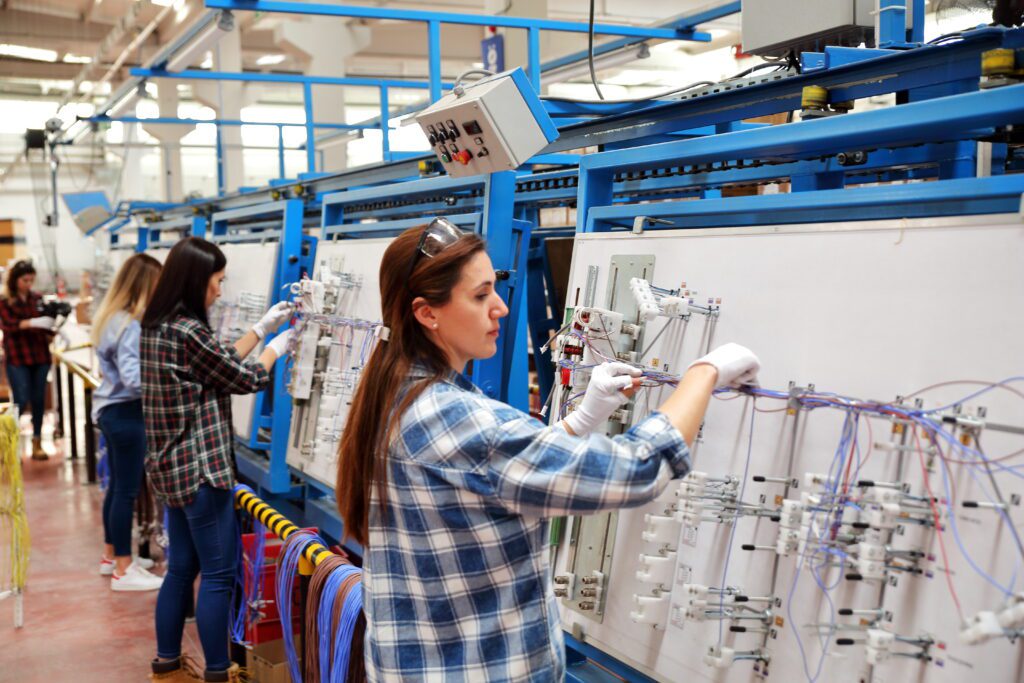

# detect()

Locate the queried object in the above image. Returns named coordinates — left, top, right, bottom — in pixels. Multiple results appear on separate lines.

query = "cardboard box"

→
left=246, top=639, right=299, bottom=683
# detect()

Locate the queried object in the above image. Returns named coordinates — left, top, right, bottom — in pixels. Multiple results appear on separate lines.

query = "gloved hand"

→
left=252, top=301, right=294, bottom=340
left=265, top=329, right=294, bottom=359
left=688, top=343, right=760, bottom=389
left=563, top=362, right=642, bottom=436
left=27, top=316, right=56, bottom=330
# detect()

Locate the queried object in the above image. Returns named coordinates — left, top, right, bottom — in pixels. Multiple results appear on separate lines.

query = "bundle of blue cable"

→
left=230, top=516, right=267, bottom=645
left=277, top=529, right=324, bottom=683
left=307, top=553, right=364, bottom=683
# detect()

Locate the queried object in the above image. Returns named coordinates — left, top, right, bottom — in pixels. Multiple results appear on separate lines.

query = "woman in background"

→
left=92, top=253, right=165, bottom=591
left=0, top=260, right=57, bottom=459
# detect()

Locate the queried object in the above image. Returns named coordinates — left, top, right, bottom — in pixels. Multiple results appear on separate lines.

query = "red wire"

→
left=914, top=427, right=965, bottom=623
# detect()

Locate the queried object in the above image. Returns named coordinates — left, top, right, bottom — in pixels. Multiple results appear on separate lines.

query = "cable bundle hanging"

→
left=277, top=529, right=325, bottom=683
left=230, top=516, right=267, bottom=645
left=305, top=554, right=364, bottom=682
left=0, top=413, right=29, bottom=627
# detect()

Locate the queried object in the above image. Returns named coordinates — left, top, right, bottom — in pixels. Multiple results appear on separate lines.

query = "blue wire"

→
left=331, top=579, right=364, bottom=682
left=937, top=452, right=1013, bottom=597
left=317, top=565, right=353, bottom=680
left=277, top=530, right=325, bottom=683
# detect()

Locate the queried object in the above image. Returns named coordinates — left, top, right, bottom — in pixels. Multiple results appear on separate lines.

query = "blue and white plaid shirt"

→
left=363, top=365, right=691, bottom=682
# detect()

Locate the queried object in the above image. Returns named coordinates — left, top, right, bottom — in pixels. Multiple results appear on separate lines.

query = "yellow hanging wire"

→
left=0, top=413, right=30, bottom=593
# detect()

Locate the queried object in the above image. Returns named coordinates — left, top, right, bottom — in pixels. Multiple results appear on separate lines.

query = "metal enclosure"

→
left=741, top=0, right=912, bottom=56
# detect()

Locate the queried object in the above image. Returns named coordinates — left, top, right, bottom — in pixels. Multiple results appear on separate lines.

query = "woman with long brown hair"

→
left=337, top=219, right=760, bottom=681
left=92, top=253, right=164, bottom=590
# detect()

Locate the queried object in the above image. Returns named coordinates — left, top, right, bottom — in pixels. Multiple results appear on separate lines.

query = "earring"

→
left=432, top=323, right=438, bottom=329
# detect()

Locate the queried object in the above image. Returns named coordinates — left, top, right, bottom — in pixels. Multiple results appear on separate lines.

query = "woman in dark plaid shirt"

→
left=140, top=237, right=294, bottom=683
left=0, top=260, right=58, bottom=459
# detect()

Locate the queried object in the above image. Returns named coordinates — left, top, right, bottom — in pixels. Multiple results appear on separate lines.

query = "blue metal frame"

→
left=205, top=0, right=709, bottom=97
left=318, top=172, right=530, bottom=409
left=576, top=83, right=1024, bottom=233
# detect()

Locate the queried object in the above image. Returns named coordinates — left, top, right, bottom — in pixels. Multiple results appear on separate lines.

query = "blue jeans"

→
left=98, top=400, right=145, bottom=557
left=7, top=363, right=49, bottom=438
left=155, top=484, right=238, bottom=672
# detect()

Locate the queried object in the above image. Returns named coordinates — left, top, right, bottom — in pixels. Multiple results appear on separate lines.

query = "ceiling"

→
left=0, top=0, right=742, bottom=104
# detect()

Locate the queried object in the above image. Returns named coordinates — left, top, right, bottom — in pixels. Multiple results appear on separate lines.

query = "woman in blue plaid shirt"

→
left=337, top=220, right=760, bottom=682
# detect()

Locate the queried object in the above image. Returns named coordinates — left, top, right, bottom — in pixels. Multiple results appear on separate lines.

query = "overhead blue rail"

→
left=204, top=0, right=710, bottom=101
left=574, top=83, right=1024, bottom=232
left=541, top=1, right=740, bottom=74
left=127, top=67, right=457, bottom=174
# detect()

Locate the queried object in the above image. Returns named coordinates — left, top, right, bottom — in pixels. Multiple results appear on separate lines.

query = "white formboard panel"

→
left=215, top=243, right=278, bottom=440
left=555, top=214, right=1024, bottom=683
left=286, top=238, right=390, bottom=488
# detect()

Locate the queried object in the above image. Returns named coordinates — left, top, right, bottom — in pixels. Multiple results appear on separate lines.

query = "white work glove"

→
left=563, top=362, right=642, bottom=436
left=252, top=301, right=294, bottom=340
left=27, top=316, right=57, bottom=330
left=265, top=329, right=294, bottom=359
left=688, top=343, right=760, bottom=389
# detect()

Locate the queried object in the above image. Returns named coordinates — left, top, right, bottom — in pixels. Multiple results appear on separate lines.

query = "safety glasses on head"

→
left=405, top=217, right=465, bottom=283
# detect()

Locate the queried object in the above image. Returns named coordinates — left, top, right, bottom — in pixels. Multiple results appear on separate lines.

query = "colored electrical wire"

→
left=0, top=414, right=29, bottom=597
left=277, top=529, right=325, bottom=683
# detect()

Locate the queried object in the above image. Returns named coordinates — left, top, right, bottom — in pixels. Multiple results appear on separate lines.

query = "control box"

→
left=414, top=68, right=558, bottom=177
left=741, top=0, right=913, bottom=57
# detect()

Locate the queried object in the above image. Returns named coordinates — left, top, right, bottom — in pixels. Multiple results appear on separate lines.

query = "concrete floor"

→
left=1, top=413, right=202, bottom=682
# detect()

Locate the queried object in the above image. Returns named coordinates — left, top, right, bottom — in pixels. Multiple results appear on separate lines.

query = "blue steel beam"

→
left=583, top=175, right=1024, bottom=232
left=130, top=67, right=440, bottom=91
left=85, top=114, right=366, bottom=131
left=547, top=27, right=1023, bottom=152
left=541, top=1, right=738, bottom=73
left=204, top=0, right=710, bottom=40
left=578, top=83, right=1024, bottom=176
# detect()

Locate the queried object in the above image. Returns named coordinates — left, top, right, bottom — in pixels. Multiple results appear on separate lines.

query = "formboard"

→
left=552, top=213, right=1024, bottom=683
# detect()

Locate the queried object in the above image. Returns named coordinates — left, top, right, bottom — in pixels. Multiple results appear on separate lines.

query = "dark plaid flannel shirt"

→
left=140, top=314, right=269, bottom=507
left=0, top=293, right=53, bottom=367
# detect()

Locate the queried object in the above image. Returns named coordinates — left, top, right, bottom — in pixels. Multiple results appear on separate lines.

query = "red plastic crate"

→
left=240, top=528, right=316, bottom=645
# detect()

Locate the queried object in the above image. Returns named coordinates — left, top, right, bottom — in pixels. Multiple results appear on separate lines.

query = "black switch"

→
left=446, top=119, right=460, bottom=137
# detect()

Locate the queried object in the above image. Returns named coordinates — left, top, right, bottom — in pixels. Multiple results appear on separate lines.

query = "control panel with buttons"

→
left=415, top=68, right=558, bottom=178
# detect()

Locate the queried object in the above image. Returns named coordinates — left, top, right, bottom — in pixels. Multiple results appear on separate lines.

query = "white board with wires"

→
left=549, top=213, right=1024, bottom=683
left=207, top=243, right=279, bottom=441
left=285, top=239, right=389, bottom=488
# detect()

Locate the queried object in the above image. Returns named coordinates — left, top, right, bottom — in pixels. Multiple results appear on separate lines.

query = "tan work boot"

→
left=149, top=655, right=203, bottom=681
left=203, top=662, right=242, bottom=682
left=30, top=437, right=48, bottom=460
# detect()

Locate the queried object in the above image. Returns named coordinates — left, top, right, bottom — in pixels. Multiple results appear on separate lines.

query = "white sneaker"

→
left=134, top=556, right=156, bottom=570
left=100, top=555, right=154, bottom=575
left=111, top=562, right=164, bottom=592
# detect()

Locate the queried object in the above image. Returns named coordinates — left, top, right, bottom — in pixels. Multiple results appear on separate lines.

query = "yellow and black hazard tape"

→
left=233, top=484, right=335, bottom=571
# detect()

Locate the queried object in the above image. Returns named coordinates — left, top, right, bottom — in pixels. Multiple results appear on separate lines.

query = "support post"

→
left=428, top=20, right=442, bottom=102
left=66, top=370, right=78, bottom=460
left=84, top=388, right=97, bottom=484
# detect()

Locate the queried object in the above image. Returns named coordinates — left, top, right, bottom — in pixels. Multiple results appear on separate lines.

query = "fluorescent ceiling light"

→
left=256, top=54, right=286, bottom=66
left=150, top=0, right=176, bottom=5
left=0, top=44, right=58, bottom=62
left=63, top=54, right=93, bottom=64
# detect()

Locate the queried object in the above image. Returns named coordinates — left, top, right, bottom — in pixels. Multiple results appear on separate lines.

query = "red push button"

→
left=455, top=149, right=473, bottom=165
